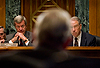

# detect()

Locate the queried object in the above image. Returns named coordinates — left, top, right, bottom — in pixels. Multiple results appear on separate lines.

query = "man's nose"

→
left=72, top=27, right=75, bottom=31
left=19, top=27, right=23, bottom=30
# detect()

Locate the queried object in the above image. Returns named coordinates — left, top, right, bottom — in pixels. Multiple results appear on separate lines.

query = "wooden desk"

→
left=0, top=46, right=34, bottom=50
left=0, top=46, right=100, bottom=58
left=66, top=46, right=100, bottom=50
left=66, top=46, right=100, bottom=58
left=0, top=46, right=100, bottom=50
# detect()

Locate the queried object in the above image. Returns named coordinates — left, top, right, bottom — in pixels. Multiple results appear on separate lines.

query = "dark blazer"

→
left=70, top=31, right=96, bottom=46
left=6, top=31, right=33, bottom=46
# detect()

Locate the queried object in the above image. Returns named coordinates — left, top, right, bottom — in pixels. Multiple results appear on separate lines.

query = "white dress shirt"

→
left=73, top=31, right=82, bottom=47
left=9, top=40, right=29, bottom=46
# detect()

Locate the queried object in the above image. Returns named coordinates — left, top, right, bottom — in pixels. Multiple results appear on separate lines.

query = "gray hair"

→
left=14, top=15, right=27, bottom=26
left=70, top=16, right=81, bottom=24
left=0, top=26, right=6, bottom=33
left=34, top=8, right=71, bottom=47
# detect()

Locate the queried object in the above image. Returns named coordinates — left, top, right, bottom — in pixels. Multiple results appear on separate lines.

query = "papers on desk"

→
left=0, top=43, right=18, bottom=47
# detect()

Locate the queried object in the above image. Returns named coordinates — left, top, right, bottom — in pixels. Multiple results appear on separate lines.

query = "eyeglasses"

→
left=0, top=33, right=4, bottom=36
left=16, top=25, right=25, bottom=28
left=71, top=24, right=80, bottom=29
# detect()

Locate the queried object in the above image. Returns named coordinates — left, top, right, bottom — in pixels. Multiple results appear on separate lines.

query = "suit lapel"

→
left=24, top=31, right=29, bottom=39
left=81, top=31, right=86, bottom=46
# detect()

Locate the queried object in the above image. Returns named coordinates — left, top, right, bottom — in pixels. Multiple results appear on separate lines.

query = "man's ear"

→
left=63, top=36, right=72, bottom=49
left=80, top=24, right=82, bottom=30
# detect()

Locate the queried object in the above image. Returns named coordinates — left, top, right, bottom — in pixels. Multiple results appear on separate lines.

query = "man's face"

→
left=70, top=20, right=82, bottom=37
left=0, top=28, right=5, bottom=40
left=15, top=20, right=27, bottom=34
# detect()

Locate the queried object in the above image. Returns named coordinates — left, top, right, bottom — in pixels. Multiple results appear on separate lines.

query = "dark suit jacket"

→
left=0, top=46, right=100, bottom=68
left=70, top=31, right=96, bottom=46
left=6, top=31, right=33, bottom=46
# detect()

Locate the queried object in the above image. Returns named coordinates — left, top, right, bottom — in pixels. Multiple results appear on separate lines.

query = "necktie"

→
left=19, top=39, right=23, bottom=46
left=74, top=37, right=78, bottom=46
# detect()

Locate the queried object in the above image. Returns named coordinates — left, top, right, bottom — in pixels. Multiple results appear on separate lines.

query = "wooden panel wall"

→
left=21, top=0, right=31, bottom=31
left=21, top=0, right=75, bottom=32
left=0, top=0, right=5, bottom=28
left=89, top=0, right=100, bottom=37
left=96, top=0, right=100, bottom=37
left=1, top=0, right=99, bottom=36
left=69, top=0, right=75, bottom=17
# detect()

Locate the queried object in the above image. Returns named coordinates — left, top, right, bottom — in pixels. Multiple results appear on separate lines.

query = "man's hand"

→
left=15, top=32, right=27, bottom=41
left=11, top=36, right=18, bottom=43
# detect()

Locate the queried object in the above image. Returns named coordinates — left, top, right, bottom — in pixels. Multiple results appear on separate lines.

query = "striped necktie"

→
left=74, top=37, right=78, bottom=46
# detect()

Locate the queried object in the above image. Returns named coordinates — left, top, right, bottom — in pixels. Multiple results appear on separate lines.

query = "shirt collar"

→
left=73, top=31, right=82, bottom=40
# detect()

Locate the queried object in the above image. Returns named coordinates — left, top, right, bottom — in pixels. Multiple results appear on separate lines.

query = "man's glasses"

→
left=71, top=24, right=80, bottom=29
left=0, top=33, right=4, bottom=36
left=16, top=25, right=25, bottom=28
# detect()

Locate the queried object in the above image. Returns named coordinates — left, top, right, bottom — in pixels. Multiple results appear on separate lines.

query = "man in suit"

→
left=0, top=8, right=100, bottom=68
left=0, top=26, right=6, bottom=43
left=70, top=16, right=96, bottom=46
left=6, top=15, right=33, bottom=46
left=0, top=8, right=73, bottom=68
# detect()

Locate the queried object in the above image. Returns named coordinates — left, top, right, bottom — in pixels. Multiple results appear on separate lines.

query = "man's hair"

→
left=70, top=16, right=81, bottom=24
left=14, top=15, right=27, bottom=26
left=0, top=26, right=6, bottom=33
left=34, top=8, right=71, bottom=48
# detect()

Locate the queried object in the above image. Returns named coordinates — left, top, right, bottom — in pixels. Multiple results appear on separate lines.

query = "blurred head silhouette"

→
left=33, top=8, right=71, bottom=50
left=0, top=26, right=6, bottom=40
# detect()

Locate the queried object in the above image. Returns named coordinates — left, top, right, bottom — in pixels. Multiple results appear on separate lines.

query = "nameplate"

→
left=0, top=43, right=18, bottom=47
